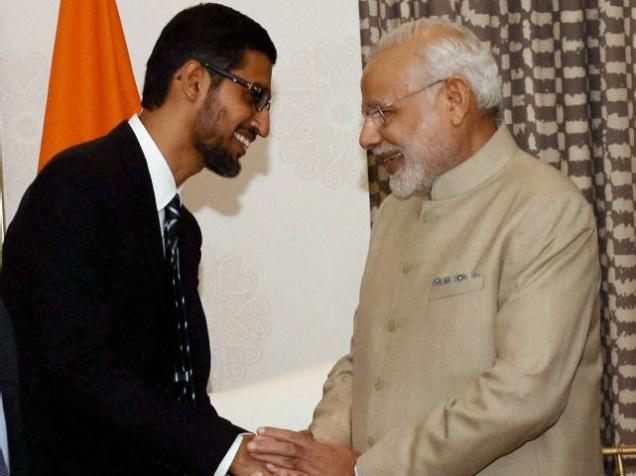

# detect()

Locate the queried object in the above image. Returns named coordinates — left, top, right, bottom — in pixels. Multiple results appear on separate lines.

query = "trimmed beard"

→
left=388, top=153, right=429, bottom=198
left=389, top=130, right=460, bottom=199
left=193, top=88, right=241, bottom=178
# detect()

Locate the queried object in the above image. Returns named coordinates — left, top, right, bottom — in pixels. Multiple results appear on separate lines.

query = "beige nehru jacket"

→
left=310, top=127, right=603, bottom=475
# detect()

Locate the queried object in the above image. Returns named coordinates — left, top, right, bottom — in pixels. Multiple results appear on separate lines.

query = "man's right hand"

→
left=247, top=427, right=357, bottom=476
left=229, top=435, right=274, bottom=476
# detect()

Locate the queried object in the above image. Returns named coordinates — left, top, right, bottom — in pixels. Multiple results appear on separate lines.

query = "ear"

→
left=443, top=76, right=472, bottom=126
left=174, top=59, right=210, bottom=104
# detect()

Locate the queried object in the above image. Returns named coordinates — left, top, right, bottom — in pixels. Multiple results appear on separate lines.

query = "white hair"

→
left=371, top=18, right=502, bottom=114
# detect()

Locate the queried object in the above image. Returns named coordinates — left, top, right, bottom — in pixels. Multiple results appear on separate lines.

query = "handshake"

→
left=230, top=427, right=358, bottom=476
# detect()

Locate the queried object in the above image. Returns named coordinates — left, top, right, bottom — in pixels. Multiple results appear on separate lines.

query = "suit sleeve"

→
left=355, top=190, right=601, bottom=475
left=19, top=165, right=241, bottom=475
left=309, top=350, right=354, bottom=446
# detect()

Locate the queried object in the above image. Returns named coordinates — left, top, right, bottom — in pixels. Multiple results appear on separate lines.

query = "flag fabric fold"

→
left=38, top=0, right=140, bottom=171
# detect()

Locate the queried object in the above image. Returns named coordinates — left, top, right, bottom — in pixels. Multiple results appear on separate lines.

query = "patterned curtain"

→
left=358, top=0, right=635, bottom=473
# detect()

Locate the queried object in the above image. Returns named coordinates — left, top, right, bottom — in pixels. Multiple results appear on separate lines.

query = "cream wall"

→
left=0, top=1, right=370, bottom=392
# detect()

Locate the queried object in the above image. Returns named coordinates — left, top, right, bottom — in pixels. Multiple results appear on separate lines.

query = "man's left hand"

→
left=246, top=427, right=358, bottom=476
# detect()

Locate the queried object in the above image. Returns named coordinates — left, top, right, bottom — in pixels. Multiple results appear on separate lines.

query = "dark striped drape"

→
left=358, top=1, right=636, bottom=473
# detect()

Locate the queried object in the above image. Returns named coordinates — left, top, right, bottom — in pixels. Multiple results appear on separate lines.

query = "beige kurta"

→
left=310, top=127, right=603, bottom=475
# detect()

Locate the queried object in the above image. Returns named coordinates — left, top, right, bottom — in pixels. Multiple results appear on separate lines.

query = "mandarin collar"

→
left=430, top=126, right=517, bottom=201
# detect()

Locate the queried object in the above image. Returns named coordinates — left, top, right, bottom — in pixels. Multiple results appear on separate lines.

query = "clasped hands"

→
left=243, top=427, right=358, bottom=476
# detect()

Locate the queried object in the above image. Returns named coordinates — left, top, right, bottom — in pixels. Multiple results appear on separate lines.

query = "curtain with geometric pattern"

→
left=358, top=1, right=635, bottom=474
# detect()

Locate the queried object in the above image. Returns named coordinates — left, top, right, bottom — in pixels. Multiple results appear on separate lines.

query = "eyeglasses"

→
left=361, top=78, right=447, bottom=128
left=199, top=60, right=271, bottom=112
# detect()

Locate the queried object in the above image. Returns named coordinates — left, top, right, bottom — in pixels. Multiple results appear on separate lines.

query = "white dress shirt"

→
left=128, top=114, right=244, bottom=475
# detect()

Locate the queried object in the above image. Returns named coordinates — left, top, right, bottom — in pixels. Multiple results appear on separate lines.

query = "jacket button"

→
left=388, top=319, right=398, bottom=332
left=368, top=436, right=376, bottom=447
left=374, top=377, right=384, bottom=391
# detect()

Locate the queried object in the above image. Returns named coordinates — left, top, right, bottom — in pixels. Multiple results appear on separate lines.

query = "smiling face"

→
left=192, top=49, right=273, bottom=177
left=359, top=42, right=460, bottom=198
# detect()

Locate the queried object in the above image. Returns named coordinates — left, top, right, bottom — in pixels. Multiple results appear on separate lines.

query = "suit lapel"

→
left=113, top=123, right=166, bottom=280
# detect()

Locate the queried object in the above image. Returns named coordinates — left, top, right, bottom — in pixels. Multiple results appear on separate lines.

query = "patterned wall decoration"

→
left=199, top=246, right=271, bottom=391
left=358, top=0, right=635, bottom=473
left=271, top=38, right=365, bottom=189
left=0, top=53, right=48, bottom=221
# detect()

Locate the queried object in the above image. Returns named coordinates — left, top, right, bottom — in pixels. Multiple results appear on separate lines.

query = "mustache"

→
left=370, top=145, right=404, bottom=164
left=370, top=144, right=399, bottom=156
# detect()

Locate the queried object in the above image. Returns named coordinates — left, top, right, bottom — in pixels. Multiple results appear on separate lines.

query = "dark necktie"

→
left=0, top=446, right=8, bottom=476
left=163, top=194, right=196, bottom=404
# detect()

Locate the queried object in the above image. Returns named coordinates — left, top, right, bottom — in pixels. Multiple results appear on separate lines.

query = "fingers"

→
left=250, top=470, right=276, bottom=476
left=251, top=451, right=299, bottom=469
left=247, top=428, right=318, bottom=474
left=248, top=436, right=301, bottom=457
left=247, top=434, right=310, bottom=472
left=230, top=435, right=275, bottom=476
left=265, top=463, right=309, bottom=476
left=256, top=427, right=311, bottom=444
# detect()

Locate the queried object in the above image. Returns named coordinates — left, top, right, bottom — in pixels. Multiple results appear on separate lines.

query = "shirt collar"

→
left=128, top=114, right=179, bottom=210
left=430, top=126, right=518, bottom=201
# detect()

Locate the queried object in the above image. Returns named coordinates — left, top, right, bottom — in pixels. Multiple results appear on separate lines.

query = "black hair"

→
left=141, top=3, right=277, bottom=110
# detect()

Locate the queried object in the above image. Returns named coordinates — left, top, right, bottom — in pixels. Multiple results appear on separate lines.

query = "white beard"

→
left=387, top=124, right=463, bottom=199
left=389, top=156, right=428, bottom=198
left=388, top=139, right=450, bottom=198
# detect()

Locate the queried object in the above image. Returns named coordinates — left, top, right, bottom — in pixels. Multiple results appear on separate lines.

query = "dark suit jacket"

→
left=1, top=122, right=243, bottom=475
left=0, top=297, right=26, bottom=476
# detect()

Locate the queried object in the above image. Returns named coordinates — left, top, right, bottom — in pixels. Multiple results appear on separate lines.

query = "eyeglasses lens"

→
left=253, top=89, right=270, bottom=112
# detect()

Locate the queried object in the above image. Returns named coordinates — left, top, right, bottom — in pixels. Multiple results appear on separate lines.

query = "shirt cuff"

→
left=213, top=433, right=250, bottom=476
left=354, top=464, right=360, bottom=476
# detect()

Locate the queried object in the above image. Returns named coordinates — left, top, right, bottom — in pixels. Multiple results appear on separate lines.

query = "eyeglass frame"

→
left=196, top=59, right=271, bottom=112
left=361, top=78, right=447, bottom=128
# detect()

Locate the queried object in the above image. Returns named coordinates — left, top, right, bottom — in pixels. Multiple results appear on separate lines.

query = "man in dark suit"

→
left=0, top=297, right=24, bottom=476
left=1, top=4, right=276, bottom=475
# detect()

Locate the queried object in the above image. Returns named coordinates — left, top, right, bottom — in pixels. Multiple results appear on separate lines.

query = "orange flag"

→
left=38, top=0, right=140, bottom=171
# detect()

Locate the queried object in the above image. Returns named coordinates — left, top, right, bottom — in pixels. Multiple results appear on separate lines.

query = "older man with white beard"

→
left=248, top=18, right=603, bottom=476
